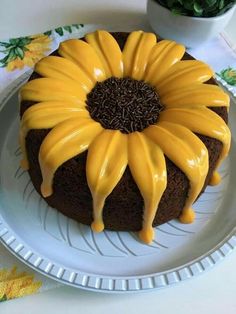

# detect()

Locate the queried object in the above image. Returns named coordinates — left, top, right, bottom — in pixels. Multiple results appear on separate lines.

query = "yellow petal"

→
left=123, top=31, right=157, bottom=80
left=144, top=121, right=209, bottom=220
left=159, top=106, right=231, bottom=169
left=58, top=39, right=106, bottom=82
left=128, top=132, right=167, bottom=244
left=20, top=101, right=89, bottom=170
left=35, top=56, right=94, bottom=92
left=85, top=30, right=123, bottom=78
left=86, top=130, right=128, bottom=232
left=20, top=78, right=86, bottom=105
left=39, top=118, right=103, bottom=197
left=144, top=40, right=185, bottom=86
left=162, top=84, right=230, bottom=108
left=157, top=60, right=214, bottom=96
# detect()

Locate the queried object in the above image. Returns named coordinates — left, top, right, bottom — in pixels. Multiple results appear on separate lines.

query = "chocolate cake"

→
left=19, top=31, right=230, bottom=244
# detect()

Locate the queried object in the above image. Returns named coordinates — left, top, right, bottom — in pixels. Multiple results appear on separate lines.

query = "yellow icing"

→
left=144, top=40, right=185, bottom=85
left=156, top=60, right=214, bottom=95
left=85, top=30, right=123, bottom=78
left=19, top=30, right=231, bottom=244
left=144, top=121, right=209, bottom=218
left=159, top=106, right=231, bottom=169
left=128, top=132, right=167, bottom=244
left=161, top=84, right=229, bottom=108
left=179, top=207, right=195, bottom=224
left=86, top=130, right=128, bottom=233
left=35, top=56, right=94, bottom=92
left=20, top=78, right=86, bottom=105
left=123, top=31, right=157, bottom=80
left=20, top=101, right=89, bottom=170
left=209, top=171, right=221, bottom=186
left=58, top=39, right=106, bottom=83
left=39, top=118, right=103, bottom=197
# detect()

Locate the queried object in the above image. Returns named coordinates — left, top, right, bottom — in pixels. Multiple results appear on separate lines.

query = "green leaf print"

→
left=44, top=30, right=52, bottom=36
left=55, top=27, right=64, bottom=36
left=0, top=294, right=7, bottom=302
left=64, top=25, right=72, bottom=33
left=217, top=67, right=236, bottom=86
left=72, top=23, right=84, bottom=29
left=0, top=48, right=16, bottom=67
left=15, top=47, right=24, bottom=59
left=0, top=36, right=35, bottom=67
left=44, top=24, right=84, bottom=37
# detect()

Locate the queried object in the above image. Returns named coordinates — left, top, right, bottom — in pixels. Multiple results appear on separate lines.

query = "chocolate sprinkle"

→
left=86, top=77, right=164, bottom=133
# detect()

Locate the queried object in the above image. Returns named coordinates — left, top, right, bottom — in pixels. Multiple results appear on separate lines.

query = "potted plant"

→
left=147, top=0, right=236, bottom=48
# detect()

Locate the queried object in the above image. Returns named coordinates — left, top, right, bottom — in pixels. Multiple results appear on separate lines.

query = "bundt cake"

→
left=19, top=30, right=231, bottom=244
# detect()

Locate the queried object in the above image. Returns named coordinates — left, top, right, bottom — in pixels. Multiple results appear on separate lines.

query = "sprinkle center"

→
left=86, top=77, right=164, bottom=133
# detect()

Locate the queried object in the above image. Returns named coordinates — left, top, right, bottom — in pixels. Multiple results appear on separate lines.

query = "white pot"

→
left=147, top=0, right=236, bottom=48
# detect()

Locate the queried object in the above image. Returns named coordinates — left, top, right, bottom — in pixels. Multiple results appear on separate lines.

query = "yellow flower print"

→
left=0, top=34, right=52, bottom=72
left=0, top=266, right=42, bottom=301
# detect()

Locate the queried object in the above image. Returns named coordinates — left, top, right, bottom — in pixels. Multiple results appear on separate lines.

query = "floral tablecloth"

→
left=0, top=23, right=236, bottom=302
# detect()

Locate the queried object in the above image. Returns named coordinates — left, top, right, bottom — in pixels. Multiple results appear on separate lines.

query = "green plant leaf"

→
left=171, top=7, right=186, bottom=14
left=206, top=0, right=218, bottom=6
left=184, top=1, right=194, bottom=10
left=219, top=0, right=225, bottom=9
left=155, top=0, right=236, bottom=17
left=193, top=2, right=204, bottom=15
left=55, top=27, right=64, bottom=36
left=167, top=0, right=177, bottom=6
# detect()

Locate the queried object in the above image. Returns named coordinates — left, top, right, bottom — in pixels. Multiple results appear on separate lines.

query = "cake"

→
left=19, top=30, right=231, bottom=244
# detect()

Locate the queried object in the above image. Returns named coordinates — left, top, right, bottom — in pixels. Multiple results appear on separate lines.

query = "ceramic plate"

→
left=0, top=72, right=236, bottom=293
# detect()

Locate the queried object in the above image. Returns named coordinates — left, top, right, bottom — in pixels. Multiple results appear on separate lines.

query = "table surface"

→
left=1, top=1, right=236, bottom=313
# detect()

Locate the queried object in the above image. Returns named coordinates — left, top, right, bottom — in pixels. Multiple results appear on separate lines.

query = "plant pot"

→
left=147, top=0, right=236, bottom=48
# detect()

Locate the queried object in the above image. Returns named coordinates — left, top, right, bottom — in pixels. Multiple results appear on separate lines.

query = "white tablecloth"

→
left=1, top=1, right=236, bottom=313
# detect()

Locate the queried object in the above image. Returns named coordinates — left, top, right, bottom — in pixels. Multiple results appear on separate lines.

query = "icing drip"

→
left=39, top=118, right=103, bottom=197
left=20, top=101, right=89, bottom=170
left=128, top=132, right=167, bottom=243
left=159, top=107, right=231, bottom=169
left=19, top=30, right=231, bottom=244
left=209, top=171, right=221, bottom=186
left=179, top=208, right=195, bottom=224
left=86, top=130, right=128, bottom=233
left=144, top=121, right=209, bottom=226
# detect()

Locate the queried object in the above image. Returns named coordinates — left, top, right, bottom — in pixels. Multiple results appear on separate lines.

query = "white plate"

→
left=0, top=72, right=236, bottom=293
